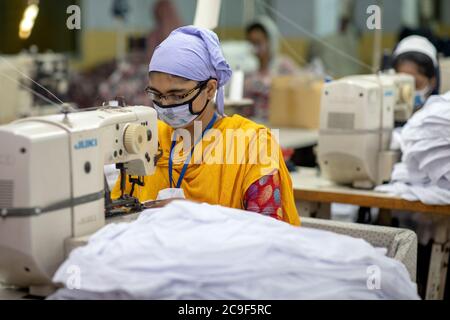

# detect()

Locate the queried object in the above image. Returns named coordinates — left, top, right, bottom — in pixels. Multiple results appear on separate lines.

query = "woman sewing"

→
left=391, top=35, right=440, bottom=112
left=112, top=26, right=300, bottom=226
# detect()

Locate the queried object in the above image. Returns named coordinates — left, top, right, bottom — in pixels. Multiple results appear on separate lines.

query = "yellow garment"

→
left=112, top=114, right=300, bottom=226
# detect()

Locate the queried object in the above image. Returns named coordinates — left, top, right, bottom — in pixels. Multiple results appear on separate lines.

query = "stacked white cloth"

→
left=48, top=201, right=419, bottom=300
left=377, top=92, right=450, bottom=205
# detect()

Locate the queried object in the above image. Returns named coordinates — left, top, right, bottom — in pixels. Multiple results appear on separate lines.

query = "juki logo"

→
left=74, top=138, right=98, bottom=150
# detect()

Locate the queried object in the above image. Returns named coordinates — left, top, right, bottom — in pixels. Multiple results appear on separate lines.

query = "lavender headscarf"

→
left=149, top=25, right=232, bottom=115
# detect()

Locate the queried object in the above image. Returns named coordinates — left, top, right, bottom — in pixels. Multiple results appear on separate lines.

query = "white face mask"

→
left=152, top=84, right=209, bottom=129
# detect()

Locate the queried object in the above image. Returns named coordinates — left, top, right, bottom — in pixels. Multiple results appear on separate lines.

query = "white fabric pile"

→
left=48, top=201, right=418, bottom=300
left=376, top=92, right=450, bottom=205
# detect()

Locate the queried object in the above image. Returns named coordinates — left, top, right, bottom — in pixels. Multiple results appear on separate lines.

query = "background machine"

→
left=318, top=72, right=415, bottom=189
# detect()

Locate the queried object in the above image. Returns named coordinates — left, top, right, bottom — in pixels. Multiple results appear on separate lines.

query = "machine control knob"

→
left=400, top=85, right=412, bottom=103
left=123, top=124, right=146, bottom=154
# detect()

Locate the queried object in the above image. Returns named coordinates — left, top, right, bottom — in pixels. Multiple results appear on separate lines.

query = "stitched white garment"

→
left=48, top=201, right=419, bottom=300
left=377, top=92, right=450, bottom=205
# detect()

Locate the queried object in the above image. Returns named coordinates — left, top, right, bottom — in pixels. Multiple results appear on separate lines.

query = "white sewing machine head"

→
left=318, top=72, right=414, bottom=189
left=0, top=105, right=158, bottom=295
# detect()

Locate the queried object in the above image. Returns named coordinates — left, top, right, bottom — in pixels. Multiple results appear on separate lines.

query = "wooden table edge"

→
left=294, top=188, right=450, bottom=216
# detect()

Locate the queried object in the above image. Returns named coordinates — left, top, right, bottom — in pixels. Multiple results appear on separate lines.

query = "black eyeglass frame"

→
left=145, top=78, right=215, bottom=108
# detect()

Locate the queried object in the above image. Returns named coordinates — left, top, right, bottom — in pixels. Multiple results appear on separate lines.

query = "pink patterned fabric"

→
left=243, top=172, right=284, bottom=221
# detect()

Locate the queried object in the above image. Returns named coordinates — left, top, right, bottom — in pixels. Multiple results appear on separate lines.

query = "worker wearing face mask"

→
left=111, top=26, right=300, bottom=226
left=385, top=35, right=444, bottom=298
left=243, top=16, right=299, bottom=121
left=392, top=35, right=440, bottom=112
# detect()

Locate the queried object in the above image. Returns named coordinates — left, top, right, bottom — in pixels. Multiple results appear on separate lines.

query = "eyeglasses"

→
left=144, top=80, right=209, bottom=105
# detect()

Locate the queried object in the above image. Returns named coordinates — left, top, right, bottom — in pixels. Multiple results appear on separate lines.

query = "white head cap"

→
left=393, top=35, right=438, bottom=67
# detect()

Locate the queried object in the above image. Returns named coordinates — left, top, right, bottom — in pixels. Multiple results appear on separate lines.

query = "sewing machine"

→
left=318, top=72, right=415, bottom=189
left=0, top=55, right=34, bottom=124
left=0, top=52, right=68, bottom=124
left=0, top=104, right=158, bottom=296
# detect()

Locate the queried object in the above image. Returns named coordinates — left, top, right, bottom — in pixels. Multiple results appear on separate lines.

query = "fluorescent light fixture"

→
left=194, top=0, right=221, bottom=30
left=19, top=2, right=40, bottom=40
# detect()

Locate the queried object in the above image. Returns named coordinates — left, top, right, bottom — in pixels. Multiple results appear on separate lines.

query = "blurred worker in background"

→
left=243, top=16, right=299, bottom=121
left=392, top=35, right=440, bottom=112
left=99, top=37, right=149, bottom=106
left=307, top=0, right=362, bottom=79
left=388, top=35, right=442, bottom=298
left=146, top=0, right=183, bottom=61
left=98, top=0, right=183, bottom=106
left=68, top=0, right=182, bottom=108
